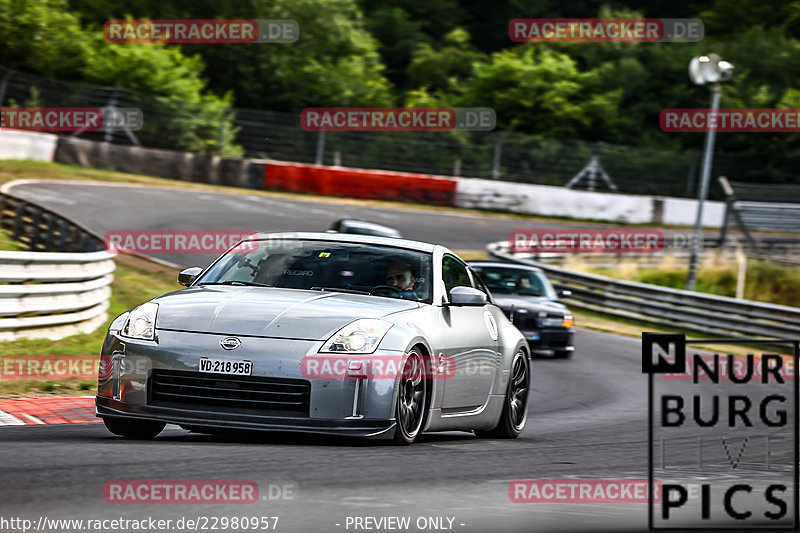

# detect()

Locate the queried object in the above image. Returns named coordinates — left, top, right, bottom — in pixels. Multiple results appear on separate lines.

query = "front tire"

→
left=392, top=349, right=428, bottom=445
left=475, top=348, right=530, bottom=439
left=103, top=417, right=166, bottom=440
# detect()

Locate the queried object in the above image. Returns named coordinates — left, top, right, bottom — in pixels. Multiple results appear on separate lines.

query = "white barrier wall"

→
left=0, top=250, right=115, bottom=341
left=660, top=197, right=725, bottom=227
left=0, top=132, right=726, bottom=227
left=455, top=176, right=724, bottom=228
left=0, top=130, right=58, bottom=162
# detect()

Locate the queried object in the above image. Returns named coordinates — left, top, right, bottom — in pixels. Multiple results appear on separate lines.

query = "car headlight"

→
left=320, top=319, right=393, bottom=353
left=561, top=314, right=574, bottom=328
left=121, top=302, right=159, bottom=340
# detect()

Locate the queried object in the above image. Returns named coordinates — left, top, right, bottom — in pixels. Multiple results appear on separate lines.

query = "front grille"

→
left=510, top=313, right=565, bottom=331
left=536, top=330, right=572, bottom=345
left=149, top=370, right=310, bottom=418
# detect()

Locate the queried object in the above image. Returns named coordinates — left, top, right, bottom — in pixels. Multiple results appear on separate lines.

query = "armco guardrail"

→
left=0, top=250, right=114, bottom=341
left=487, top=241, right=800, bottom=340
left=1, top=190, right=105, bottom=252
left=1, top=189, right=114, bottom=341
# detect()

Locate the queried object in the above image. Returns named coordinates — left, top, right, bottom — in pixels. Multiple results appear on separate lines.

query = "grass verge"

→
left=567, top=253, right=800, bottom=308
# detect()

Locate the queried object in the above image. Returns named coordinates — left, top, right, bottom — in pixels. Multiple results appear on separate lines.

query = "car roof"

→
left=245, top=231, right=440, bottom=254
left=331, top=219, right=402, bottom=237
left=467, top=261, right=544, bottom=273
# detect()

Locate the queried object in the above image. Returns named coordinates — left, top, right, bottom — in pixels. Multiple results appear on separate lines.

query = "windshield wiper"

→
left=199, top=281, right=273, bottom=287
left=309, top=286, right=370, bottom=295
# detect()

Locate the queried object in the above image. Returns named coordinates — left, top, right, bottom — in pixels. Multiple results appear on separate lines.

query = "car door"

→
left=439, top=254, right=500, bottom=411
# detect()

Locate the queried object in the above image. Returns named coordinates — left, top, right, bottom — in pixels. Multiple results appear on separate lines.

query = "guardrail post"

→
left=58, top=221, right=70, bottom=252
left=453, top=158, right=461, bottom=177
left=718, top=198, right=733, bottom=246
left=717, top=176, right=757, bottom=250
left=717, top=176, right=734, bottom=246
left=29, top=209, right=42, bottom=251
left=12, top=204, right=25, bottom=241
left=735, top=245, right=747, bottom=299
left=492, top=132, right=507, bottom=179
left=315, top=131, right=326, bottom=166
left=80, top=234, right=92, bottom=252
left=44, top=214, right=58, bottom=251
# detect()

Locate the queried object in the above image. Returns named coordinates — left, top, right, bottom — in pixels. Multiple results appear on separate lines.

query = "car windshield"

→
left=473, top=266, right=556, bottom=299
left=196, top=238, right=433, bottom=303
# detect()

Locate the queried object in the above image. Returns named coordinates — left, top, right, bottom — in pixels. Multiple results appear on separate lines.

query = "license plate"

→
left=199, top=358, right=252, bottom=376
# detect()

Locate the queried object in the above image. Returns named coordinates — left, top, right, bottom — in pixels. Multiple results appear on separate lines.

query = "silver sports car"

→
left=96, top=233, right=530, bottom=444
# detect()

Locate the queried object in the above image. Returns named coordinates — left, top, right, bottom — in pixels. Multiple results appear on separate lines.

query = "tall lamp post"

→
left=685, top=54, right=734, bottom=291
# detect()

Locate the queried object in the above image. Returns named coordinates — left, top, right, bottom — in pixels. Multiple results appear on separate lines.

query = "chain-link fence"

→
left=0, top=66, right=237, bottom=156
left=0, top=65, right=789, bottom=199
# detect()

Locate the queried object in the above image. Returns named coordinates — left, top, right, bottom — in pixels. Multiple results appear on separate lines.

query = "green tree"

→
left=406, top=28, right=485, bottom=98
left=70, top=0, right=395, bottom=110
left=0, top=0, right=240, bottom=155
left=0, top=0, right=92, bottom=78
left=451, top=45, right=623, bottom=138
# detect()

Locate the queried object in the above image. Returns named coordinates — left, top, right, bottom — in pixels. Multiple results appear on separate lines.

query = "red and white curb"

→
left=0, top=396, right=98, bottom=425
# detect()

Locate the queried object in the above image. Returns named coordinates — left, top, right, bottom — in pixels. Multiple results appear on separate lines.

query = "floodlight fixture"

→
left=689, top=53, right=734, bottom=86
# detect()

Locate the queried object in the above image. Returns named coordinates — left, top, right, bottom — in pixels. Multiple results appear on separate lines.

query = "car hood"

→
left=153, top=286, right=419, bottom=340
left=492, top=295, right=569, bottom=316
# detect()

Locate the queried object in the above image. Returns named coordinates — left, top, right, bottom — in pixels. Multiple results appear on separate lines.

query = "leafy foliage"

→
left=2, top=0, right=800, bottom=175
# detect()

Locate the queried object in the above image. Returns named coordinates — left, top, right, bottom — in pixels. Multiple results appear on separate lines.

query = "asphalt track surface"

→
left=6, top=180, right=670, bottom=268
left=0, top=180, right=794, bottom=532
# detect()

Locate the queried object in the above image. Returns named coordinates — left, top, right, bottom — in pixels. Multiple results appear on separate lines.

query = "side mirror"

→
left=558, top=289, right=572, bottom=298
left=178, top=267, right=203, bottom=287
left=448, top=286, right=488, bottom=306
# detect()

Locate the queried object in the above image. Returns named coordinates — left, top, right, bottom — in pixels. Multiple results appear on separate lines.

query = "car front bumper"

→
left=96, top=329, right=401, bottom=438
left=95, top=396, right=395, bottom=437
left=520, top=328, right=574, bottom=352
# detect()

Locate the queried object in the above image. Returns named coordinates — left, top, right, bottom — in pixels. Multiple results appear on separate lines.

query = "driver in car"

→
left=385, top=262, right=419, bottom=300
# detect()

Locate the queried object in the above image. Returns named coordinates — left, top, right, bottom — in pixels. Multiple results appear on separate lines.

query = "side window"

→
left=442, top=255, right=472, bottom=295
left=470, top=268, right=490, bottom=296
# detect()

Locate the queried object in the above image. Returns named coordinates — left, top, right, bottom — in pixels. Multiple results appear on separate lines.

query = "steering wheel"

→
left=370, top=284, right=404, bottom=296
